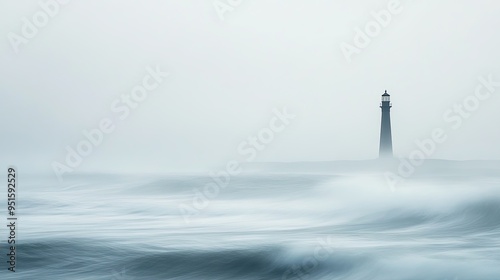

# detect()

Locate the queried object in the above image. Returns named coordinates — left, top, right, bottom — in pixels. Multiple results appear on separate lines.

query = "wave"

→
left=10, top=236, right=500, bottom=280
left=9, top=170, right=500, bottom=279
left=11, top=240, right=367, bottom=280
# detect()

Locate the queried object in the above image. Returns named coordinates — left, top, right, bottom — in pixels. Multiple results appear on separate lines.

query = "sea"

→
left=2, top=160, right=500, bottom=279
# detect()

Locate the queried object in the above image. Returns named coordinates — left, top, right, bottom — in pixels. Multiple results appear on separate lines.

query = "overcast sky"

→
left=1, top=0, right=500, bottom=174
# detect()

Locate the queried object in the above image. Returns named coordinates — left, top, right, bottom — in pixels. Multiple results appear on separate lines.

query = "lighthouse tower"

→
left=379, top=90, right=393, bottom=158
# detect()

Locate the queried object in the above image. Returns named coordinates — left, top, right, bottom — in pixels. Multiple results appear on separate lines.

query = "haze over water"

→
left=5, top=160, right=500, bottom=279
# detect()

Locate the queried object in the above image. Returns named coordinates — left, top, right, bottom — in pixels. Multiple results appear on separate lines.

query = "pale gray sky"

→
left=1, top=0, right=500, bottom=174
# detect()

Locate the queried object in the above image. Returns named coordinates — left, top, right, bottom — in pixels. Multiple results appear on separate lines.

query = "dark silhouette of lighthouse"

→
left=379, top=90, right=393, bottom=158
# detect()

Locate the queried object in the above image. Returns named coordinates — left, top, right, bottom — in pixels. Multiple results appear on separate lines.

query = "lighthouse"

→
left=379, top=90, right=393, bottom=158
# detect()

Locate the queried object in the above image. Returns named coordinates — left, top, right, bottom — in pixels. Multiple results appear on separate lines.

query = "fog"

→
left=1, top=0, right=500, bottom=175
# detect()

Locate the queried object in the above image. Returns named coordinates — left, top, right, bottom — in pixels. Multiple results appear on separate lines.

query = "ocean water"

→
left=3, top=161, right=500, bottom=279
